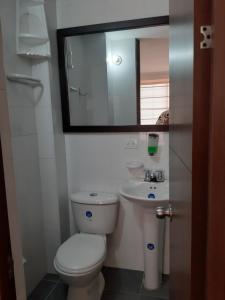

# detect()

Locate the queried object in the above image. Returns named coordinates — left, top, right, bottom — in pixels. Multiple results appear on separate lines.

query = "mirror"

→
left=57, top=17, right=169, bottom=132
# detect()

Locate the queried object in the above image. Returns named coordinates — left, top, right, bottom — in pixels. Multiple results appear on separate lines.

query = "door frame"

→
left=170, top=0, right=212, bottom=299
left=0, top=139, right=16, bottom=300
left=206, top=1, right=225, bottom=299
left=192, top=0, right=225, bottom=298
left=191, top=0, right=212, bottom=299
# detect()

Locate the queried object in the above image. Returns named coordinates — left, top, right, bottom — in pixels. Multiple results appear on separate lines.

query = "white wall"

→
left=45, top=0, right=70, bottom=245
left=68, top=36, right=88, bottom=125
left=0, top=0, right=69, bottom=296
left=65, top=132, right=169, bottom=270
left=56, top=0, right=169, bottom=28
left=57, top=0, right=169, bottom=271
left=106, top=38, right=137, bottom=125
left=84, top=34, right=109, bottom=125
left=69, top=34, right=110, bottom=125
left=140, top=38, right=169, bottom=81
left=32, top=61, right=62, bottom=274
left=0, top=23, right=26, bottom=300
left=29, top=0, right=70, bottom=273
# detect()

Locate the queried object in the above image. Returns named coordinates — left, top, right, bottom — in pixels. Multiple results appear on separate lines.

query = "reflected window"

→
left=140, top=82, right=169, bottom=125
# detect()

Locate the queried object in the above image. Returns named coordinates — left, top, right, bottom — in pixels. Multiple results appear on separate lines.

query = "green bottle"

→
left=148, top=134, right=159, bottom=156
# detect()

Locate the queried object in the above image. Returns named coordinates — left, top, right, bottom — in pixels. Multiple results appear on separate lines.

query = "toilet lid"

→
left=54, top=233, right=106, bottom=275
left=70, top=191, right=118, bottom=205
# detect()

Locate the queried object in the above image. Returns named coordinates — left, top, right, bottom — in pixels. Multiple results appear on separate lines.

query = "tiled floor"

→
left=28, top=267, right=169, bottom=300
left=28, top=274, right=66, bottom=300
left=102, top=267, right=169, bottom=300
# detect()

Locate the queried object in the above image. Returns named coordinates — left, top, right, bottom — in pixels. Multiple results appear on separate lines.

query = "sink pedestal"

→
left=143, top=209, right=165, bottom=290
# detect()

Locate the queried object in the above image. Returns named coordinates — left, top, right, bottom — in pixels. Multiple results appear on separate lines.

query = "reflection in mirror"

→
left=63, top=24, right=169, bottom=127
left=139, top=38, right=169, bottom=125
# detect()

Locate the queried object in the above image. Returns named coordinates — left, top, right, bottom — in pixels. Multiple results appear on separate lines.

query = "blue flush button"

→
left=86, top=211, right=92, bottom=218
left=148, top=193, right=155, bottom=199
left=147, top=243, right=155, bottom=250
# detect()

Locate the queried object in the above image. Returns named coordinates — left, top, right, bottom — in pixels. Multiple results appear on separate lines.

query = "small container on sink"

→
left=126, top=161, right=144, bottom=179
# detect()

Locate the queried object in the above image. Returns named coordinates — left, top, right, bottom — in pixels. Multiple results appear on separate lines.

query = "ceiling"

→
left=140, top=38, right=169, bottom=79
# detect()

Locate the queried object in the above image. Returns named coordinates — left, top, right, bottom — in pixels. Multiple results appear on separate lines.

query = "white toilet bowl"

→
left=54, top=233, right=106, bottom=300
left=54, top=191, right=119, bottom=300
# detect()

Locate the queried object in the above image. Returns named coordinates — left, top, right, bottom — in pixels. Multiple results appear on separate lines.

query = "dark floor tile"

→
left=43, top=273, right=59, bottom=282
left=102, top=267, right=143, bottom=294
left=28, top=280, right=56, bottom=300
left=139, top=296, right=166, bottom=300
left=101, top=291, right=140, bottom=300
left=46, top=283, right=68, bottom=300
left=140, top=275, right=169, bottom=299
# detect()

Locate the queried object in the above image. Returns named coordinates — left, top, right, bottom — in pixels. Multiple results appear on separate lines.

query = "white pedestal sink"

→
left=120, top=180, right=169, bottom=290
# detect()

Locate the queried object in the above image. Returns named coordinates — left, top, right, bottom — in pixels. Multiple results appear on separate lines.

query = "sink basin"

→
left=120, top=180, right=169, bottom=208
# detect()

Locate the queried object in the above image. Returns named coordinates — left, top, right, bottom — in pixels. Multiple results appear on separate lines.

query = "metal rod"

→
left=7, top=73, right=43, bottom=88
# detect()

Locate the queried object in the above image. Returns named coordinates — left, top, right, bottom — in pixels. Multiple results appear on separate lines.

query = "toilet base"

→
left=67, top=272, right=105, bottom=300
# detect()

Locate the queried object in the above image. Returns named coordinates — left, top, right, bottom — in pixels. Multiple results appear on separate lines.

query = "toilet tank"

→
left=71, top=192, right=119, bottom=234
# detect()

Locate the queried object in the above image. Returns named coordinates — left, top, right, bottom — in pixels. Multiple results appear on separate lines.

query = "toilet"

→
left=54, top=191, right=118, bottom=300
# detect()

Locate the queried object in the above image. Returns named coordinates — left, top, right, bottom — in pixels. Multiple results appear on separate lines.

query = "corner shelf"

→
left=22, top=0, right=45, bottom=7
left=18, top=52, right=51, bottom=59
left=19, top=33, right=48, bottom=46
left=16, top=1, right=51, bottom=58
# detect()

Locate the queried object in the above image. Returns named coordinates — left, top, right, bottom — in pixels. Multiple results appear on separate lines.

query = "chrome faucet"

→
left=144, top=170, right=154, bottom=182
left=144, top=170, right=165, bottom=182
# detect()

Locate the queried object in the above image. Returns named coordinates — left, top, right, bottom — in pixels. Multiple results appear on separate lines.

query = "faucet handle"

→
left=155, top=170, right=165, bottom=182
left=144, top=169, right=151, bottom=182
left=144, top=169, right=165, bottom=182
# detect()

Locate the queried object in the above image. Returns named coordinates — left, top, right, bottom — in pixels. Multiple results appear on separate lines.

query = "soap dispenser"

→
left=148, top=133, right=159, bottom=156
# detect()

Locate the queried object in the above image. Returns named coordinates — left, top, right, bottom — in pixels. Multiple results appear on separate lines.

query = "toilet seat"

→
left=54, top=233, right=106, bottom=276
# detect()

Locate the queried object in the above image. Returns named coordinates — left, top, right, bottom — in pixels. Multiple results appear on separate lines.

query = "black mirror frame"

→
left=57, top=15, right=169, bottom=133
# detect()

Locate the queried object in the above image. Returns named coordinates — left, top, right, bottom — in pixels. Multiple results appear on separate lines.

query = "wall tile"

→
left=9, top=107, right=36, bottom=137
left=6, top=83, right=34, bottom=108
left=35, top=106, right=54, bottom=134
left=32, top=62, right=52, bottom=107
left=11, top=135, right=46, bottom=293
left=39, top=158, right=61, bottom=272
left=37, top=132, right=55, bottom=159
